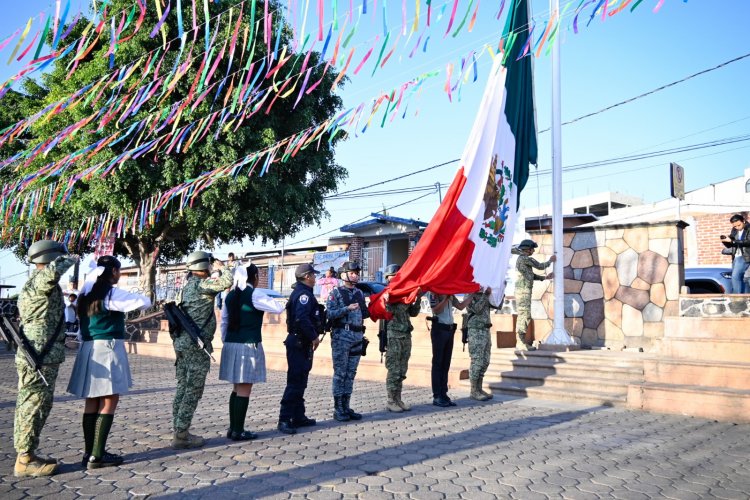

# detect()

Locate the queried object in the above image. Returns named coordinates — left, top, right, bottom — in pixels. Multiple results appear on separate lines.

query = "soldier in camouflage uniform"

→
left=382, top=265, right=423, bottom=413
left=515, top=239, right=555, bottom=351
left=172, top=251, right=232, bottom=449
left=14, top=240, right=77, bottom=477
left=326, top=261, right=369, bottom=422
left=465, top=288, right=495, bottom=402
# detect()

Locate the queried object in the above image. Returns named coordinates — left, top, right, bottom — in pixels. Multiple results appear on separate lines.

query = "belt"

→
left=337, top=324, right=365, bottom=332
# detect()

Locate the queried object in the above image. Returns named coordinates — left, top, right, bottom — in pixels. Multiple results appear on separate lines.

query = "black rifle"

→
left=163, top=302, right=215, bottom=361
left=1, top=317, right=50, bottom=386
left=377, top=320, right=387, bottom=363
left=460, top=313, right=469, bottom=352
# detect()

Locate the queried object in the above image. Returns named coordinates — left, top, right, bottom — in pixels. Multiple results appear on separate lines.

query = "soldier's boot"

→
left=333, top=396, right=351, bottom=422
left=516, top=333, right=530, bottom=351
left=342, top=394, right=362, bottom=420
left=470, top=379, right=490, bottom=401
left=395, top=390, right=411, bottom=411
left=14, top=453, right=58, bottom=477
left=172, top=430, right=205, bottom=449
left=477, top=376, right=494, bottom=399
left=386, top=391, right=404, bottom=413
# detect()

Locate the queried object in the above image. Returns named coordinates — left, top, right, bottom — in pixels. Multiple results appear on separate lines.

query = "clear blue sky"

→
left=0, top=0, right=748, bottom=289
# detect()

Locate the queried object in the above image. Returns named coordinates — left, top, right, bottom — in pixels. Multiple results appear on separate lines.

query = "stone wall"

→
left=680, top=295, right=750, bottom=317
left=528, top=221, right=685, bottom=351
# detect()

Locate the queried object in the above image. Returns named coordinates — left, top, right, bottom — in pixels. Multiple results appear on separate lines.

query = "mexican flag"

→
left=369, top=0, right=537, bottom=317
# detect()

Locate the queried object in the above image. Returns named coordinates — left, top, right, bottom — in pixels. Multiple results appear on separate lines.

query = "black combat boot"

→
left=342, top=394, right=362, bottom=420
left=333, top=396, right=351, bottom=422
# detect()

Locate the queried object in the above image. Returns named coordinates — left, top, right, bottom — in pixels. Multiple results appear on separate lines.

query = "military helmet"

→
left=28, top=240, right=68, bottom=264
left=383, top=264, right=401, bottom=278
left=518, top=239, right=538, bottom=249
left=340, top=261, right=361, bottom=273
left=186, top=251, right=213, bottom=271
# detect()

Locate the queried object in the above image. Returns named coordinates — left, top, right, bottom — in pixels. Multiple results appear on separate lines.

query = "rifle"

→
left=0, top=317, right=49, bottom=386
left=163, top=302, right=215, bottom=361
left=378, top=320, right=387, bottom=363
left=460, top=313, right=469, bottom=352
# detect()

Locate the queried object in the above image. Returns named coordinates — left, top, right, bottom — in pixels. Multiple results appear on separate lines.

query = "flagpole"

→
left=546, top=0, right=575, bottom=346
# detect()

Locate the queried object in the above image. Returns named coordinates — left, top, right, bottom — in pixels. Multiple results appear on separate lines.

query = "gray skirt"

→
left=219, top=342, right=267, bottom=384
left=67, top=339, right=132, bottom=398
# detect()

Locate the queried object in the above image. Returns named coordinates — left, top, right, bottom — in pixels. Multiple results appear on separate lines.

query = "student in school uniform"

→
left=67, top=256, right=151, bottom=469
left=220, top=264, right=284, bottom=440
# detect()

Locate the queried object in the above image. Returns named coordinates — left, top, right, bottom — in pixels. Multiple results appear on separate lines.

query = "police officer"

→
left=14, top=240, right=77, bottom=477
left=428, top=293, right=467, bottom=407
left=382, top=265, right=423, bottom=413
left=515, top=239, right=555, bottom=351
left=326, top=261, right=369, bottom=422
left=171, top=251, right=232, bottom=449
left=278, top=263, right=323, bottom=434
left=465, top=287, right=495, bottom=402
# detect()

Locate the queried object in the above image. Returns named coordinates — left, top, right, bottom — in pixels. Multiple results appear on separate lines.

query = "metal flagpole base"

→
left=539, top=327, right=579, bottom=351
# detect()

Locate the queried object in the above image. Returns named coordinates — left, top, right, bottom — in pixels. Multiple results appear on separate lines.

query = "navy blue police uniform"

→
left=278, top=282, right=322, bottom=432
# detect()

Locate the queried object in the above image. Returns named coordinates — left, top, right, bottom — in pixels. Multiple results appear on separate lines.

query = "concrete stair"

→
left=628, top=314, right=750, bottom=423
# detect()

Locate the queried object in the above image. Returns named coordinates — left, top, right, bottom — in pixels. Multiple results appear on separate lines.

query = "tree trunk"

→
left=133, top=240, right=159, bottom=303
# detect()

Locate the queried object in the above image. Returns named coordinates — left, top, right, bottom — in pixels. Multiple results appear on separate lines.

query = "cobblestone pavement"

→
left=1, top=350, right=749, bottom=499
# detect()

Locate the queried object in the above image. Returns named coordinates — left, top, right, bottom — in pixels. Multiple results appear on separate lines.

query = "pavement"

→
left=0, top=350, right=749, bottom=499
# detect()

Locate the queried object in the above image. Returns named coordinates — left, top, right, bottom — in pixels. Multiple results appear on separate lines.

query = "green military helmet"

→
left=186, top=251, right=213, bottom=271
left=383, top=264, right=401, bottom=278
left=518, top=239, right=538, bottom=249
left=28, top=239, right=68, bottom=264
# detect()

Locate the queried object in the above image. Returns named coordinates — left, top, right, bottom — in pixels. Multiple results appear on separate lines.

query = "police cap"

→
left=186, top=251, right=213, bottom=271
left=28, top=240, right=68, bottom=264
left=383, top=264, right=401, bottom=278
left=295, top=263, right=318, bottom=279
left=518, top=239, right=538, bottom=249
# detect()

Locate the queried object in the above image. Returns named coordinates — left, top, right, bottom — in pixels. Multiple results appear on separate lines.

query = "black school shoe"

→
left=87, top=452, right=124, bottom=470
left=230, top=430, right=258, bottom=441
left=443, top=396, right=458, bottom=407
left=291, top=416, right=317, bottom=428
left=432, top=397, right=451, bottom=408
left=277, top=421, right=297, bottom=435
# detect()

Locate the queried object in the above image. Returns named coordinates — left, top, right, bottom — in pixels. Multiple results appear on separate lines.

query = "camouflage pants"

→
left=385, top=334, right=411, bottom=392
left=331, top=329, right=363, bottom=397
left=467, top=328, right=491, bottom=382
left=515, top=287, right=532, bottom=339
left=14, top=361, right=60, bottom=453
left=173, top=348, right=210, bottom=432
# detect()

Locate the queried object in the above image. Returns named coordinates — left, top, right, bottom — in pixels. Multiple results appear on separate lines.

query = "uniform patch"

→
left=300, top=295, right=309, bottom=304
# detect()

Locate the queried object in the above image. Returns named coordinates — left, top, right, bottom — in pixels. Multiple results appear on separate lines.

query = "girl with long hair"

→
left=67, top=256, right=151, bottom=469
left=220, top=264, right=284, bottom=440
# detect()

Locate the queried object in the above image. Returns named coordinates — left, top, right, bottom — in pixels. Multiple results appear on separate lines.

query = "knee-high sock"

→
left=92, top=414, right=115, bottom=458
left=82, top=413, right=98, bottom=455
left=228, top=391, right=237, bottom=433
left=233, top=396, right=250, bottom=433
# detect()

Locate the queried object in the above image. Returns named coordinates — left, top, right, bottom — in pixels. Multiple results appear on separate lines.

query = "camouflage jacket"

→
left=175, top=269, right=232, bottom=353
left=385, top=300, right=421, bottom=337
left=466, top=292, right=491, bottom=329
left=516, top=255, right=552, bottom=294
left=326, top=286, right=369, bottom=329
left=17, top=256, right=77, bottom=365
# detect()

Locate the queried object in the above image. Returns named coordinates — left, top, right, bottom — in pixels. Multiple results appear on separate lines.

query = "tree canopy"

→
left=1, top=0, right=346, bottom=287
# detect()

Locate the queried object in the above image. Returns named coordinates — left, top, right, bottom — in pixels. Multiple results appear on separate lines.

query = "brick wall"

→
left=694, top=212, right=747, bottom=265
left=258, top=267, right=269, bottom=288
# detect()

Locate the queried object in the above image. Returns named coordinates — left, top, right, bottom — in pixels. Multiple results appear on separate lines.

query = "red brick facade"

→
left=693, top=212, right=748, bottom=265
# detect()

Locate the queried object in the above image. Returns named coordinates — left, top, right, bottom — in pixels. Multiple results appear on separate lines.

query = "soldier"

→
left=515, top=239, right=555, bottom=351
left=326, top=261, right=369, bottom=422
left=465, top=288, right=495, bottom=402
left=278, top=264, right=323, bottom=434
left=382, top=265, right=423, bottom=413
left=14, top=240, right=77, bottom=477
left=171, top=251, right=232, bottom=449
left=428, top=293, right=468, bottom=407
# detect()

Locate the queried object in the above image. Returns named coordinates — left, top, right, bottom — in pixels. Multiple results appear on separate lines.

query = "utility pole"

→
left=435, top=182, right=443, bottom=204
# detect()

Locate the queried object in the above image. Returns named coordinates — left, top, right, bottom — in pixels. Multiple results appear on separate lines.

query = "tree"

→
left=2, top=0, right=346, bottom=296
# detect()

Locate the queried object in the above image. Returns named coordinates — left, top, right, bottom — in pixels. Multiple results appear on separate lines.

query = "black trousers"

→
left=279, top=334, right=313, bottom=422
left=430, top=323, right=455, bottom=399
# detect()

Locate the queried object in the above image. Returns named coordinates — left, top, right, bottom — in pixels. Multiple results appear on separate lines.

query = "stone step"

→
left=486, top=369, right=633, bottom=394
left=628, top=382, right=750, bottom=424
left=484, top=358, right=643, bottom=381
left=489, top=348, right=647, bottom=370
left=643, top=359, right=750, bottom=390
left=659, top=337, right=750, bottom=363
left=476, top=381, right=628, bottom=407
left=663, top=317, right=750, bottom=340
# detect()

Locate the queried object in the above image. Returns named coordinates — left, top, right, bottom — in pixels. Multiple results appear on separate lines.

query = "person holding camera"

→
left=278, top=264, right=324, bottom=434
left=171, top=251, right=232, bottom=449
left=428, top=293, right=468, bottom=408
left=721, top=214, right=750, bottom=293
left=326, top=261, right=369, bottom=422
